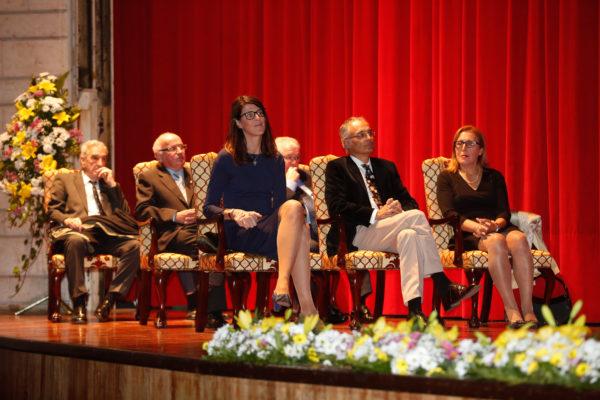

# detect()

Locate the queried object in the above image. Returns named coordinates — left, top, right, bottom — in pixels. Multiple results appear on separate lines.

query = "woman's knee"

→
left=506, top=231, right=528, bottom=251
left=481, top=234, right=508, bottom=255
left=279, top=200, right=305, bottom=223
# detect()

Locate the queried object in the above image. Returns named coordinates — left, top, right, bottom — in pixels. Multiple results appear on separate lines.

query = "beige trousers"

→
left=352, top=209, right=443, bottom=304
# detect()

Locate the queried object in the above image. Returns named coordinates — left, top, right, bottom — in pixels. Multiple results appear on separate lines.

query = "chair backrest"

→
left=190, top=152, right=218, bottom=235
left=309, top=155, right=338, bottom=255
left=43, top=168, right=77, bottom=213
left=421, top=156, right=454, bottom=250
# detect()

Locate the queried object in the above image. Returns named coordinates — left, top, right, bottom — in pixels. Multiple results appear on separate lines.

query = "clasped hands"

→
left=228, top=209, right=262, bottom=229
left=375, top=198, right=403, bottom=220
left=472, top=218, right=499, bottom=238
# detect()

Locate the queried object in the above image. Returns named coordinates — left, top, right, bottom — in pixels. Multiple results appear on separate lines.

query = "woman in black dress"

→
left=436, top=125, right=537, bottom=328
left=204, top=95, right=318, bottom=318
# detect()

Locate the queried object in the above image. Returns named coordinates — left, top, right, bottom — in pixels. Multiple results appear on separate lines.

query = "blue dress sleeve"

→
left=203, top=151, right=229, bottom=218
left=272, top=155, right=286, bottom=209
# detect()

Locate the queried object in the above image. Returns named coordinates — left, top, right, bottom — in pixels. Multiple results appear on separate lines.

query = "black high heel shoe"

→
left=272, top=293, right=292, bottom=314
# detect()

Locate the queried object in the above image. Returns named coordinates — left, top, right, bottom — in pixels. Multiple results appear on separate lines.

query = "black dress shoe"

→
left=326, top=306, right=348, bottom=324
left=441, top=283, right=480, bottom=312
left=407, top=310, right=428, bottom=324
left=206, top=312, right=227, bottom=329
left=507, top=320, right=525, bottom=329
left=95, top=296, right=116, bottom=322
left=71, top=305, right=87, bottom=324
left=358, top=304, right=374, bottom=323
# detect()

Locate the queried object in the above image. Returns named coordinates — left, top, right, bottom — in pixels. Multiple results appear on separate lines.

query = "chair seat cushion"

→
left=341, top=250, right=399, bottom=270
left=51, top=254, right=117, bottom=270
left=224, top=253, right=277, bottom=272
left=440, top=249, right=556, bottom=269
left=154, top=253, right=198, bottom=271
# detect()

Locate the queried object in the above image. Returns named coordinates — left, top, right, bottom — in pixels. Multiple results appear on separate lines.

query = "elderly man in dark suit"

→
left=135, top=132, right=226, bottom=328
left=275, top=136, right=348, bottom=324
left=325, top=116, right=479, bottom=322
left=47, top=140, right=140, bottom=324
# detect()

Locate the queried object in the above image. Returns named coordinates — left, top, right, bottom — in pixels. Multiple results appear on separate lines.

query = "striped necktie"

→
left=91, top=182, right=106, bottom=215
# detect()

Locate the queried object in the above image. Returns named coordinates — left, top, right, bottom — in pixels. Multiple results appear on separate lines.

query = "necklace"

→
left=459, top=168, right=482, bottom=187
left=248, top=154, right=259, bottom=166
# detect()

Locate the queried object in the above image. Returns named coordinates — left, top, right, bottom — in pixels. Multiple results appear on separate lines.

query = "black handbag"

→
left=532, top=274, right=572, bottom=325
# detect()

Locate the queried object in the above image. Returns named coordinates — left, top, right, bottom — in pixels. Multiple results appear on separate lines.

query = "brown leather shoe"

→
left=71, top=305, right=87, bottom=324
left=441, top=283, right=480, bottom=312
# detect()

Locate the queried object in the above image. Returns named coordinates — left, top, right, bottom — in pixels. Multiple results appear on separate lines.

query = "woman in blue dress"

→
left=204, top=95, right=318, bottom=318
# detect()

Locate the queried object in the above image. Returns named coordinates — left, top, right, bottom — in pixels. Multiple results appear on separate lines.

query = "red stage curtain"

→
left=113, top=0, right=600, bottom=321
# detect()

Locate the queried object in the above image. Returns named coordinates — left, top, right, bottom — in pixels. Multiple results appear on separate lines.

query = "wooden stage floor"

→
left=1, top=310, right=599, bottom=400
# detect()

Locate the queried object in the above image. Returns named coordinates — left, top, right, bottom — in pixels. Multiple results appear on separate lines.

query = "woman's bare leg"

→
left=506, top=231, right=536, bottom=322
left=479, top=234, right=522, bottom=323
left=276, top=200, right=318, bottom=315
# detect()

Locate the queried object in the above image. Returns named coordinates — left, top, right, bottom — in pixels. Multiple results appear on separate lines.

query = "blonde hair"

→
left=446, top=125, right=488, bottom=173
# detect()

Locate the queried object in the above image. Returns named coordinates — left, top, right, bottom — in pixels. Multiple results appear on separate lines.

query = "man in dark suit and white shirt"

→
left=325, top=116, right=479, bottom=321
left=47, top=140, right=140, bottom=324
left=135, top=132, right=226, bottom=328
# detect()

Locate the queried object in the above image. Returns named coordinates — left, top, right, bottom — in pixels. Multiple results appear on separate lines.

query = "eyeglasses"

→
left=454, top=140, right=480, bottom=149
left=159, top=144, right=187, bottom=153
left=283, top=154, right=301, bottom=162
left=346, top=129, right=375, bottom=140
left=240, top=110, right=265, bottom=120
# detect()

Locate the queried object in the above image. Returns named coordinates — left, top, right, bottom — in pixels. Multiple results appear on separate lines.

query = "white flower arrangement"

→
left=204, top=301, right=600, bottom=391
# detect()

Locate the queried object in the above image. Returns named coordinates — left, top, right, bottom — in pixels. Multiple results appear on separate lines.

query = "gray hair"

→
left=80, top=140, right=108, bottom=157
left=275, top=136, right=300, bottom=151
left=152, top=132, right=181, bottom=155
left=339, top=116, right=368, bottom=149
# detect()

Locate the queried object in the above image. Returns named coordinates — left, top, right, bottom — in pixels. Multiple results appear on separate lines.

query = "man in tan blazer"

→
left=47, top=140, right=140, bottom=324
left=135, top=132, right=226, bottom=328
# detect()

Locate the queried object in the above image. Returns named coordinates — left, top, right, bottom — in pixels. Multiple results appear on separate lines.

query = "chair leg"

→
left=347, top=270, right=363, bottom=330
left=465, top=269, right=484, bottom=328
left=137, top=269, right=151, bottom=325
left=374, top=270, right=385, bottom=319
left=479, top=270, right=494, bottom=325
left=195, top=272, right=209, bottom=332
left=330, top=271, right=341, bottom=309
left=255, top=272, right=271, bottom=319
left=311, top=271, right=328, bottom=320
left=102, top=269, right=113, bottom=299
left=240, top=272, right=251, bottom=310
left=540, top=268, right=556, bottom=304
left=48, top=267, right=63, bottom=322
left=154, top=270, right=170, bottom=329
left=228, top=274, right=244, bottom=328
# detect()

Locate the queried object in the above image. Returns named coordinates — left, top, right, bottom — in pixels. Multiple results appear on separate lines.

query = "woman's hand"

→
left=475, top=218, right=499, bottom=235
left=230, top=209, right=262, bottom=229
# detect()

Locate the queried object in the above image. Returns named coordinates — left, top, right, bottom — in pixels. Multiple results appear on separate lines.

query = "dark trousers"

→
left=166, top=225, right=226, bottom=313
left=56, top=231, right=140, bottom=301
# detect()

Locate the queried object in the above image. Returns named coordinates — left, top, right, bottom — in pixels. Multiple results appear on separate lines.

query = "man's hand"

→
left=230, top=209, right=262, bottom=229
left=64, top=217, right=83, bottom=231
left=175, top=209, right=196, bottom=225
left=286, top=166, right=300, bottom=183
left=375, top=198, right=403, bottom=220
left=97, top=167, right=116, bottom=187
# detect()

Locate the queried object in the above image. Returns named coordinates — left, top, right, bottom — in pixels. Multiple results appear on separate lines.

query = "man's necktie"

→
left=362, top=164, right=383, bottom=208
left=91, top=182, right=106, bottom=215
left=172, top=172, right=188, bottom=203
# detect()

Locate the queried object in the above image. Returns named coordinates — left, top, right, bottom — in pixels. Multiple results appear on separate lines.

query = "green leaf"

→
left=284, top=308, right=293, bottom=321
left=541, top=304, right=556, bottom=326
left=55, top=72, right=69, bottom=92
left=569, top=300, right=582, bottom=323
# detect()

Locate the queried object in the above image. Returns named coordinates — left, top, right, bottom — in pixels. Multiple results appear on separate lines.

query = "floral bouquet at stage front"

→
left=0, top=72, right=82, bottom=292
left=204, top=303, right=600, bottom=390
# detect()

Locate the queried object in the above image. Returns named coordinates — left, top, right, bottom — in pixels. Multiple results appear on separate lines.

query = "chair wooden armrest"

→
left=428, top=214, right=464, bottom=267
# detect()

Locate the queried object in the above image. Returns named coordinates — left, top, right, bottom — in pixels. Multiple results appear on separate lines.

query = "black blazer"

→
left=324, top=156, right=418, bottom=255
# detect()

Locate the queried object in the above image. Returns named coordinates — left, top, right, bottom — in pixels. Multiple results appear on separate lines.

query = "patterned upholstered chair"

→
left=189, top=153, right=276, bottom=322
left=310, top=155, right=398, bottom=330
left=44, top=168, right=120, bottom=323
left=421, top=157, right=559, bottom=327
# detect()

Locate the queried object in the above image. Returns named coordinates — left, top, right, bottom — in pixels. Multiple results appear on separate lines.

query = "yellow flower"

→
left=292, top=333, right=307, bottom=344
left=374, top=348, right=388, bottom=362
left=568, top=349, right=578, bottom=360
left=260, top=316, right=281, bottom=332
left=28, top=84, right=38, bottom=93
left=52, top=111, right=70, bottom=126
left=550, top=353, right=563, bottom=366
left=5, top=182, right=18, bottom=196
left=18, top=183, right=31, bottom=204
left=281, top=323, right=291, bottom=334
left=37, top=79, right=56, bottom=93
left=514, top=353, right=526, bottom=366
left=426, top=367, right=443, bottom=377
left=394, top=358, right=409, bottom=375
left=307, top=347, right=319, bottom=363
left=575, top=363, right=589, bottom=377
left=527, top=361, right=539, bottom=375
left=12, top=130, right=26, bottom=146
left=40, top=155, right=57, bottom=173
left=17, top=108, right=34, bottom=122
left=494, top=350, right=505, bottom=364
left=534, top=348, right=549, bottom=360
left=234, top=309, right=253, bottom=330
left=21, top=141, right=37, bottom=160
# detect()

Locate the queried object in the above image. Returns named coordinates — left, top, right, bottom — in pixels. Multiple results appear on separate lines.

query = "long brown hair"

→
left=446, top=125, right=488, bottom=172
left=225, top=95, right=277, bottom=164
